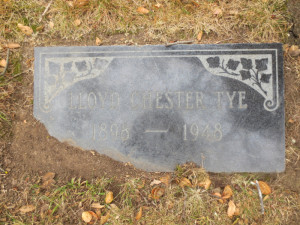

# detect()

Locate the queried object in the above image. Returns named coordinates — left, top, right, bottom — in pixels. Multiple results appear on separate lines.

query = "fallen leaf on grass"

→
left=150, top=179, right=161, bottom=186
left=213, top=7, right=223, bottom=15
left=19, top=205, right=35, bottom=213
left=17, top=24, right=33, bottom=36
left=151, top=187, right=165, bottom=200
left=74, top=19, right=81, bottom=26
left=137, top=6, right=149, bottom=14
left=137, top=179, right=145, bottom=189
left=66, top=1, right=74, bottom=7
left=42, top=172, right=55, bottom=182
left=222, top=185, right=233, bottom=199
left=74, top=0, right=89, bottom=7
left=135, top=207, right=143, bottom=220
left=212, top=192, right=224, bottom=203
left=105, top=191, right=113, bottom=204
left=179, top=177, right=192, bottom=188
left=258, top=181, right=271, bottom=195
left=82, top=211, right=92, bottom=223
left=6, top=43, right=20, bottom=49
left=41, top=179, right=56, bottom=189
left=95, top=37, right=102, bottom=46
left=100, top=211, right=110, bottom=225
left=154, top=3, right=162, bottom=8
left=198, top=178, right=211, bottom=190
left=48, top=21, right=54, bottom=29
left=160, top=175, right=170, bottom=186
left=0, top=59, right=7, bottom=68
left=227, top=200, right=236, bottom=218
left=197, top=31, right=203, bottom=41
left=288, top=45, right=300, bottom=57
left=91, top=203, right=105, bottom=209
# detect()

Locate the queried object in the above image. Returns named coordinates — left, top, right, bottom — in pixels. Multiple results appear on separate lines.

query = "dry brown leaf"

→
left=87, top=211, right=98, bottom=224
left=160, top=174, right=170, bottom=186
left=82, top=211, right=92, bottom=223
left=48, top=21, right=54, bottom=29
left=234, top=207, right=240, bottom=216
left=17, top=24, right=33, bottom=36
left=150, top=179, right=161, bottom=186
left=19, top=205, right=35, bottom=213
left=151, top=187, right=165, bottom=200
left=66, top=1, right=74, bottom=7
left=36, top=25, right=44, bottom=32
left=91, top=203, right=105, bottom=209
left=288, top=45, right=300, bottom=57
left=198, top=178, right=211, bottom=190
left=222, top=185, right=233, bottom=199
left=6, top=43, right=20, bottom=49
left=137, top=7, right=149, bottom=14
left=42, top=172, right=55, bottom=182
left=74, top=19, right=81, bottom=26
left=258, top=181, right=271, bottom=195
left=105, top=191, right=114, bottom=204
left=100, top=211, right=110, bottom=225
left=41, top=179, right=56, bottom=189
left=227, top=200, right=236, bottom=218
left=137, top=179, right=145, bottom=189
left=213, top=7, right=222, bottom=15
left=95, top=37, right=102, bottom=46
left=74, top=0, right=89, bottom=7
left=0, top=59, right=7, bottom=68
left=263, top=195, right=270, bottom=201
left=197, top=31, right=203, bottom=42
left=154, top=3, right=162, bottom=8
left=179, top=177, right=192, bottom=188
left=135, top=207, right=143, bottom=220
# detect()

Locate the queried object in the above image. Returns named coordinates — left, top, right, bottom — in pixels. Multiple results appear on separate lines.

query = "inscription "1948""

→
left=183, top=123, right=222, bottom=142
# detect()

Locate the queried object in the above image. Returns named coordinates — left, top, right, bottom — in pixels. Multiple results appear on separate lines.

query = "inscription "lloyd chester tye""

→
left=68, top=91, right=248, bottom=110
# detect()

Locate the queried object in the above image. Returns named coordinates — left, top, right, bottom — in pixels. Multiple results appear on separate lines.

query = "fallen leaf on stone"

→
left=48, top=21, right=54, bottom=29
left=197, top=31, right=203, bottom=41
left=0, top=59, right=7, bottom=68
left=105, top=191, right=114, bottom=204
left=82, top=211, right=92, bottom=223
left=91, top=203, right=105, bottom=209
left=227, top=200, right=236, bottom=218
left=42, top=172, right=55, bottom=182
left=135, top=207, right=143, bottom=220
left=222, top=185, right=233, bottom=199
left=137, top=6, right=149, bottom=14
left=198, top=178, right=211, bottom=190
left=19, top=205, right=35, bottom=213
left=6, top=43, right=20, bottom=49
left=100, top=211, right=110, bottom=225
left=179, top=177, right=192, bottom=188
left=213, top=7, right=222, bottom=15
left=95, top=37, right=102, bottom=46
left=17, top=23, right=33, bottom=36
left=150, top=179, right=161, bottom=186
left=74, top=0, right=89, bottom=7
left=74, top=19, right=81, bottom=26
left=160, top=175, right=170, bottom=186
left=258, top=181, right=271, bottom=195
left=151, top=187, right=165, bottom=200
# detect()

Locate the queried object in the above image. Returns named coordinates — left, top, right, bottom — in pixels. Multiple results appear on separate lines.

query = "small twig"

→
left=0, top=49, right=10, bottom=76
left=39, top=0, right=53, bottom=22
left=7, top=69, right=31, bottom=82
left=251, top=180, right=265, bottom=215
left=165, top=40, right=194, bottom=47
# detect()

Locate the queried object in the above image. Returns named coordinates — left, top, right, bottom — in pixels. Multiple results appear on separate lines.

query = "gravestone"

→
left=34, top=44, right=285, bottom=172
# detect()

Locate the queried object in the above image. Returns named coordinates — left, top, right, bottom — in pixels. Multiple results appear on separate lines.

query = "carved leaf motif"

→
left=227, top=59, right=240, bottom=70
left=239, top=70, right=251, bottom=80
left=255, top=58, right=268, bottom=71
left=240, top=58, right=252, bottom=70
left=75, top=61, right=87, bottom=72
left=260, top=73, right=271, bottom=83
left=206, top=57, right=220, bottom=68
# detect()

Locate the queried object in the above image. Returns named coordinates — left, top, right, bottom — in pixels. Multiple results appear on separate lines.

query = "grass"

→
left=0, top=169, right=298, bottom=224
left=0, top=0, right=300, bottom=224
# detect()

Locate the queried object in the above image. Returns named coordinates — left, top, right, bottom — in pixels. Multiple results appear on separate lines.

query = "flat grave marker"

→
left=34, top=44, right=285, bottom=172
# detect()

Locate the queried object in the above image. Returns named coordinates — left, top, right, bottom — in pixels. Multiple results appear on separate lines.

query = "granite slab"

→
left=34, top=43, right=285, bottom=172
